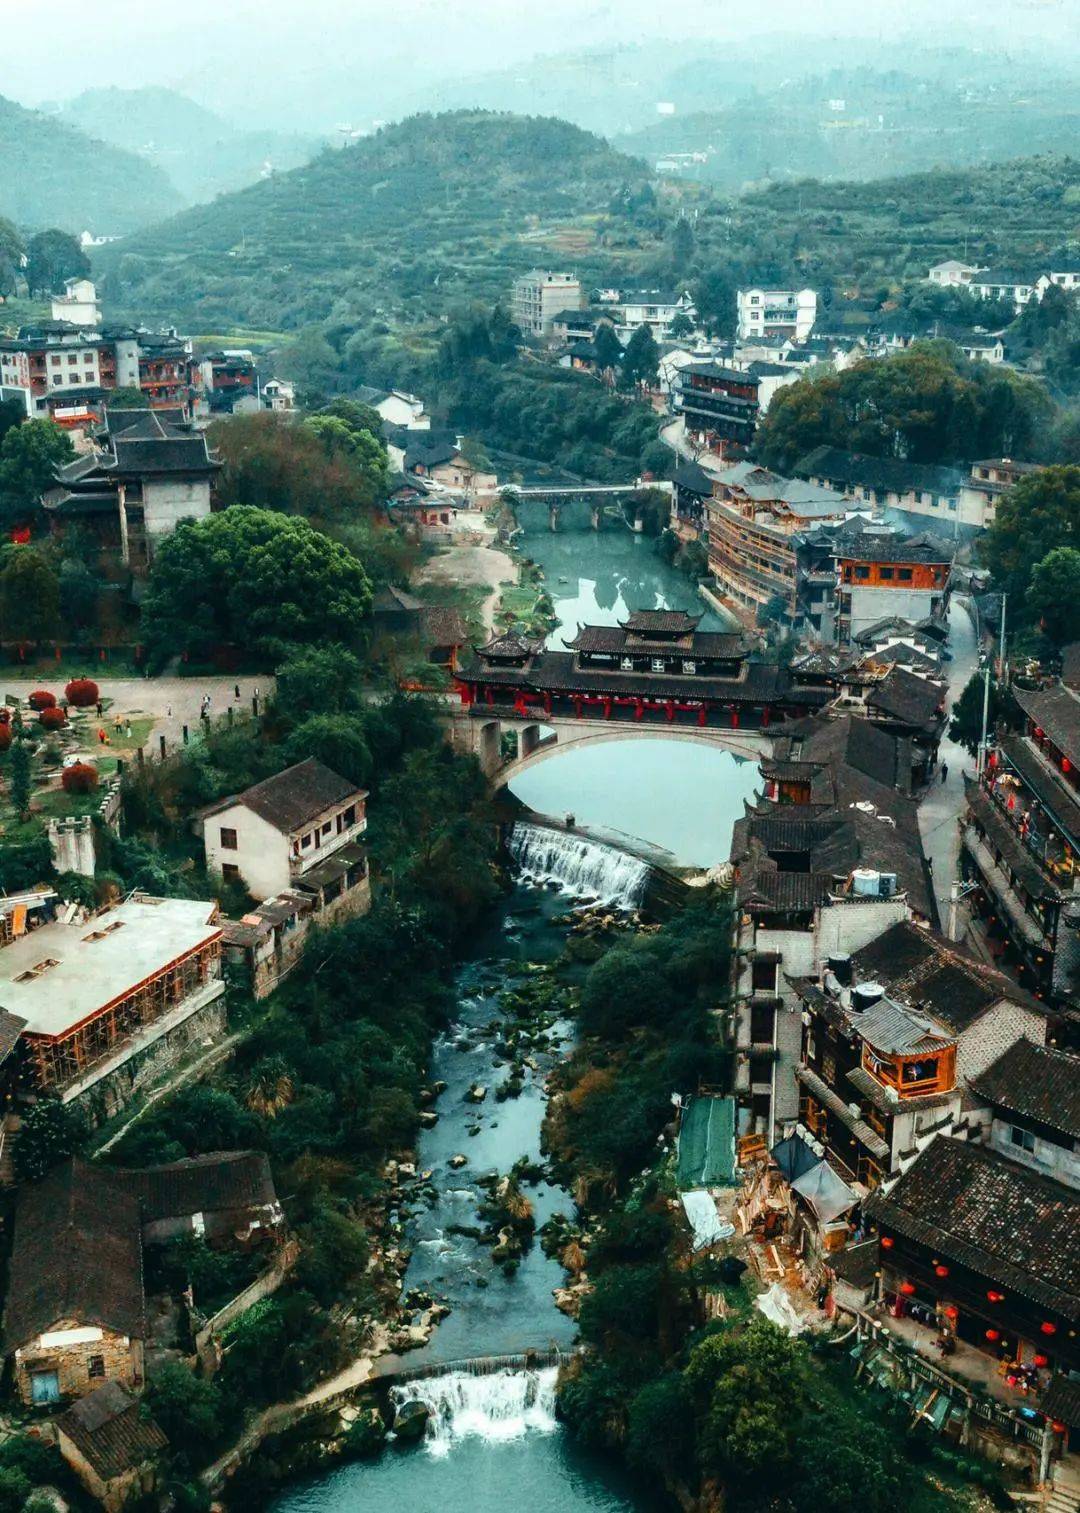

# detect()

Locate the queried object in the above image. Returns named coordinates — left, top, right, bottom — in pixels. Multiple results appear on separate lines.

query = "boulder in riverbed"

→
left=392, top=1399, right=430, bottom=1442
left=465, top=1084, right=487, bottom=1103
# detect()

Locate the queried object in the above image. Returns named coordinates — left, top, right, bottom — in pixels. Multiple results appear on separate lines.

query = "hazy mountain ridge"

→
left=60, top=86, right=324, bottom=204
left=95, top=111, right=651, bottom=330
left=0, top=93, right=182, bottom=235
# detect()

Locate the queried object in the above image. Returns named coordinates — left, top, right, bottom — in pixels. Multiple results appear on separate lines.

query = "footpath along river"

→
left=275, top=520, right=754, bottom=1512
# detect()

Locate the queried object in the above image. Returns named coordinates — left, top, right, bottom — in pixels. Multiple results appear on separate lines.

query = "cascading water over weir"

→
left=391, top=1365, right=559, bottom=1456
left=508, top=821, right=649, bottom=908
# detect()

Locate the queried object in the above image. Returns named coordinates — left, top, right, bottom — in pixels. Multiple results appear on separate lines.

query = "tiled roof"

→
left=620, top=609, right=702, bottom=634
left=56, top=1382, right=167, bottom=1482
left=864, top=1136, right=1080, bottom=1321
left=855, top=996, right=956, bottom=1056
left=964, top=777, right=1061, bottom=904
left=4, top=1163, right=145, bottom=1350
left=1012, top=683, right=1080, bottom=768
left=795, top=445, right=966, bottom=499
left=233, top=759, right=362, bottom=835
left=563, top=625, right=744, bottom=658
left=125, top=1151, right=277, bottom=1222
left=1040, top=1374, right=1080, bottom=1431
left=103, top=436, right=219, bottom=477
left=866, top=666, right=945, bottom=734
left=971, top=1040, right=1080, bottom=1140
left=849, top=919, right=1045, bottom=1031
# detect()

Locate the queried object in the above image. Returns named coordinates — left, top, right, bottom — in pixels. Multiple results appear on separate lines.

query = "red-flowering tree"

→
left=61, top=762, right=97, bottom=794
left=39, top=706, right=66, bottom=730
left=28, top=689, right=56, bottom=710
left=64, top=678, right=99, bottom=708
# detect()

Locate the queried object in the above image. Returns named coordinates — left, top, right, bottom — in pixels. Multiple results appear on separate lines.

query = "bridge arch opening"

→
left=496, top=718, right=767, bottom=789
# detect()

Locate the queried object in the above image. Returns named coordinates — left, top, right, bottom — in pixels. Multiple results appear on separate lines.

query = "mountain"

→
left=60, top=87, right=323, bottom=205
left=0, top=93, right=182, bottom=235
left=617, top=66, right=1080, bottom=193
left=95, top=111, right=650, bottom=332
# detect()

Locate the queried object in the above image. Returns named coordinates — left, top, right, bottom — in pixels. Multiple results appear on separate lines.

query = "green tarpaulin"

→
left=676, top=1096, right=737, bottom=1189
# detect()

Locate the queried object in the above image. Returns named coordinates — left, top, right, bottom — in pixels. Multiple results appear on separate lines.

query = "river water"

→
left=275, top=521, right=751, bottom=1513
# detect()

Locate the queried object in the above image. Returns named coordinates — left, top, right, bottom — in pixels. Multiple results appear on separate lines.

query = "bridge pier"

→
left=548, top=504, right=561, bottom=532
left=446, top=707, right=505, bottom=781
left=517, top=722, right=543, bottom=761
left=590, top=503, right=601, bottom=531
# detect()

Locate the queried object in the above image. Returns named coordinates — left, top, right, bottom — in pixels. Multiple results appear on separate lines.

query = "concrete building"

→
left=927, top=260, right=984, bottom=288
left=200, top=757, right=369, bottom=904
left=794, top=446, right=972, bottom=528
left=736, top=288, right=817, bottom=344
left=616, top=289, right=696, bottom=339
left=796, top=520, right=953, bottom=645
left=50, top=278, right=102, bottom=327
left=0, top=894, right=224, bottom=1125
left=512, top=270, right=584, bottom=338
left=673, top=363, right=760, bottom=457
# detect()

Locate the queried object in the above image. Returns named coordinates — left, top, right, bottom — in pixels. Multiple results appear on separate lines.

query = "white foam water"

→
left=508, top=822, right=649, bottom=908
left=392, top=1366, right=558, bottom=1458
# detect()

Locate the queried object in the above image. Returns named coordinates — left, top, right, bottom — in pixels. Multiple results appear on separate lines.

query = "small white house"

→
left=50, top=278, right=101, bottom=328
left=736, top=288, right=817, bottom=344
left=200, top=758, right=368, bottom=901
left=926, top=260, right=983, bottom=288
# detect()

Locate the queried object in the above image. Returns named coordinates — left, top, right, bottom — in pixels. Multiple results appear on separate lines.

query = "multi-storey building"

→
left=794, top=446, right=970, bottom=527
left=672, top=362, right=760, bottom=456
left=961, top=678, right=1080, bottom=1009
left=795, top=520, right=953, bottom=644
left=511, top=270, right=584, bottom=338
left=704, top=461, right=850, bottom=622
left=615, top=289, right=696, bottom=339
left=0, top=292, right=198, bottom=428
left=736, top=287, right=817, bottom=343
left=200, top=758, right=369, bottom=907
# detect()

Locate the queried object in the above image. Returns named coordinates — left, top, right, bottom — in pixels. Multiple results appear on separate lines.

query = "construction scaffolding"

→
left=24, top=939, right=221, bottom=1091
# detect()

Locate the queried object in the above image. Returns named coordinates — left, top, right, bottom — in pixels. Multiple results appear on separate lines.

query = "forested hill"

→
left=94, top=112, right=651, bottom=331
left=0, top=94, right=183, bottom=235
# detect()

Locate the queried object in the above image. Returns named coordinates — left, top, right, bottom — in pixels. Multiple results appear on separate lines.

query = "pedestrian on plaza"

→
left=125, top=721, right=132, bottom=739
left=96, top=700, right=103, bottom=717
left=941, top=762, right=949, bottom=784
left=97, top=727, right=107, bottom=745
left=166, top=704, right=172, bottom=719
left=234, top=683, right=241, bottom=701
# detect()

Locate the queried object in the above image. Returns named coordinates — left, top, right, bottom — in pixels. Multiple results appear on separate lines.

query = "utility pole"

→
left=998, top=592, right=1007, bottom=685
left=976, top=663, right=991, bottom=778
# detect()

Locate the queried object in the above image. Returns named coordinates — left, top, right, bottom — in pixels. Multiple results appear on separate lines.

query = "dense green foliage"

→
left=0, top=91, right=181, bottom=232
left=982, top=466, right=1080, bottom=617
left=141, top=506, right=373, bottom=663
left=99, top=112, right=650, bottom=330
left=0, top=419, right=73, bottom=533
left=209, top=410, right=387, bottom=523
left=25, top=229, right=90, bottom=296
left=756, top=344, right=1052, bottom=471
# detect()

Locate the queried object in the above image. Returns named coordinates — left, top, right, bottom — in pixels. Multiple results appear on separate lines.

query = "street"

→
left=916, top=593, right=980, bottom=931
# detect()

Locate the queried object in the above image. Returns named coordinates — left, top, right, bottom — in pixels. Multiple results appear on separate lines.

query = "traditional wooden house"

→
left=55, top=1381, right=167, bottom=1511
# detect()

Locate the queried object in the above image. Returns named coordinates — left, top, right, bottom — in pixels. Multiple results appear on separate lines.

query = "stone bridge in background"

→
left=439, top=704, right=770, bottom=785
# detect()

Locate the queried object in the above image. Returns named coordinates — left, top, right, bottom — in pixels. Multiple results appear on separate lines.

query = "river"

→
left=275, top=518, right=750, bottom=1512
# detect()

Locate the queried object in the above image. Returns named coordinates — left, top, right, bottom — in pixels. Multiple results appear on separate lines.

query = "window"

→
left=51, top=355, right=61, bottom=367
left=88, top=1355, right=105, bottom=1379
left=898, top=568, right=913, bottom=582
left=219, top=827, right=237, bottom=850
left=1010, top=1124, right=1036, bottom=1153
left=321, top=821, right=332, bottom=837
left=878, top=567, right=894, bottom=580
left=854, top=566, right=870, bottom=580
left=947, top=501, right=958, bottom=512
left=222, top=863, right=241, bottom=883
left=301, top=832, right=312, bottom=849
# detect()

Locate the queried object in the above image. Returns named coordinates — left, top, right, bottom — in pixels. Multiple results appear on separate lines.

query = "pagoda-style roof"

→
left=564, top=624, right=745, bottom=659
left=477, top=630, right=544, bottom=662
left=619, top=609, right=702, bottom=636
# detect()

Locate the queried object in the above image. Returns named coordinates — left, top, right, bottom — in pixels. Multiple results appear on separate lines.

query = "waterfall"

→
left=391, top=1365, right=558, bottom=1457
left=509, top=822, right=649, bottom=908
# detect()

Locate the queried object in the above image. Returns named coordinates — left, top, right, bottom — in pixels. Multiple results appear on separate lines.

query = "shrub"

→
left=28, top=689, right=56, bottom=710
left=61, top=761, right=98, bottom=794
left=64, top=677, right=99, bottom=707
left=39, top=705, right=66, bottom=729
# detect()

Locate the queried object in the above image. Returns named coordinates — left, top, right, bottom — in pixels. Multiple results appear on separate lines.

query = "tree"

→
left=792, top=1413, right=901, bottom=1513
left=25, top=229, right=90, bottom=296
left=0, top=419, right=74, bottom=532
left=626, top=1374, right=695, bottom=1479
left=104, top=386, right=150, bottom=409
left=982, top=466, right=1080, bottom=612
left=275, top=644, right=363, bottom=718
left=620, top=325, right=660, bottom=392
left=670, top=217, right=695, bottom=271
left=1029, top=546, right=1080, bottom=644
left=593, top=321, right=623, bottom=377
left=668, top=310, right=695, bottom=340
left=210, top=411, right=385, bottom=521
left=13, top=1097, right=84, bottom=1183
left=8, top=741, right=32, bottom=823
left=949, top=670, right=1006, bottom=756
left=58, top=558, right=100, bottom=633
left=0, top=548, right=60, bottom=642
left=685, top=1317, right=807, bottom=1485
left=141, top=507, right=373, bottom=661
left=146, top=1362, right=228, bottom=1469
left=283, top=714, right=372, bottom=786
left=0, top=1467, right=30, bottom=1513
left=0, top=217, right=23, bottom=302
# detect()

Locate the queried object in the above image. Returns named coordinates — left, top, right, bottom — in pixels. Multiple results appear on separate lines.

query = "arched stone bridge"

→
left=441, top=705, right=770, bottom=785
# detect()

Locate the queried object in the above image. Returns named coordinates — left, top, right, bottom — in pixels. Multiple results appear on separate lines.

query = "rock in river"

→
left=392, top=1399, right=430, bottom=1442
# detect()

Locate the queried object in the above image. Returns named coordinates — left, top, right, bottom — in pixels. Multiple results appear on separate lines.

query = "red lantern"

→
left=934, top=1264, right=950, bottom=1278
left=1052, top=1421, right=1067, bottom=1435
left=985, top=1329, right=1000, bottom=1341
left=943, top=1305, right=959, bottom=1320
left=1034, top=1354, right=1049, bottom=1368
left=899, top=1282, right=916, bottom=1296
left=1007, top=794, right=1016, bottom=811
left=987, top=1290, right=1005, bottom=1303
left=1041, top=1322, right=1058, bottom=1336
left=1063, top=758, right=1072, bottom=774
left=880, top=1236, right=894, bottom=1249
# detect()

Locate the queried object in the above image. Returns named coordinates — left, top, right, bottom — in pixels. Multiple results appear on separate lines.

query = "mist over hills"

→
left=59, top=86, right=324, bottom=205
left=0, top=92, right=182, bottom=235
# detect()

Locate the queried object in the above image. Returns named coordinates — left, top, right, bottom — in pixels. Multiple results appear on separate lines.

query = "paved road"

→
left=1, top=676, right=272, bottom=757
left=917, top=594, right=981, bottom=932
